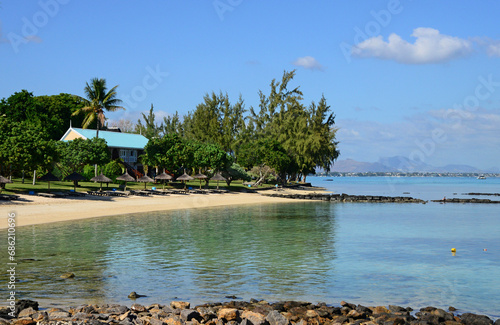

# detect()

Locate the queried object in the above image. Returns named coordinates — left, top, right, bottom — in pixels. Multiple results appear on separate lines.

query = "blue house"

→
left=60, top=127, right=149, bottom=176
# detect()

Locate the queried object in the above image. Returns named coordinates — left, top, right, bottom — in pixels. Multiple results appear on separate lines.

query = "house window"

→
left=129, top=150, right=137, bottom=163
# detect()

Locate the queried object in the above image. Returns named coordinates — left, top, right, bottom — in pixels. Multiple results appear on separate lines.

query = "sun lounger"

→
left=106, top=190, right=130, bottom=197
left=0, top=194, right=20, bottom=201
left=87, top=191, right=109, bottom=196
left=38, top=192, right=56, bottom=198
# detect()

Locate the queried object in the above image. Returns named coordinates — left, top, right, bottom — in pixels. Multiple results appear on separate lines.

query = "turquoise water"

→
left=1, top=177, right=499, bottom=319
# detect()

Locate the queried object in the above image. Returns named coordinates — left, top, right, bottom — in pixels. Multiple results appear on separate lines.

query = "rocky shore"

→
left=263, top=192, right=427, bottom=203
left=1, top=299, right=498, bottom=325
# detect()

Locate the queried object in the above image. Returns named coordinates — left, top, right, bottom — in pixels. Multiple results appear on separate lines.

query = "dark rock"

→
left=225, top=296, right=239, bottom=299
left=460, top=313, right=493, bottom=325
left=271, top=302, right=286, bottom=312
left=181, top=309, right=202, bottom=322
left=129, top=292, right=147, bottom=299
left=449, top=306, right=458, bottom=312
left=71, top=312, right=92, bottom=320
left=15, top=300, right=38, bottom=317
left=388, top=305, right=407, bottom=313
left=340, top=301, right=356, bottom=310
left=106, top=305, right=129, bottom=315
left=355, top=305, right=372, bottom=315
left=494, top=319, right=500, bottom=325
left=241, top=310, right=268, bottom=325
left=266, top=310, right=288, bottom=325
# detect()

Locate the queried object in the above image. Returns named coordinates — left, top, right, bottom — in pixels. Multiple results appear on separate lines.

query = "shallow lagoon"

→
left=1, top=177, right=499, bottom=319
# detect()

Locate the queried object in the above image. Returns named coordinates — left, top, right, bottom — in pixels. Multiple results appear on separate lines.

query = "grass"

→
left=0, top=178, right=274, bottom=195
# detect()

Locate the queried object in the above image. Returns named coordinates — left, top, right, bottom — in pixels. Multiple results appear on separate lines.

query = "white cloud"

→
left=352, top=27, right=473, bottom=64
left=486, top=42, right=500, bottom=57
left=292, top=56, right=325, bottom=71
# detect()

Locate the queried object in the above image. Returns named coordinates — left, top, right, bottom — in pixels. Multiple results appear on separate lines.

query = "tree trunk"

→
left=32, top=170, right=36, bottom=185
left=22, top=170, right=25, bottom=184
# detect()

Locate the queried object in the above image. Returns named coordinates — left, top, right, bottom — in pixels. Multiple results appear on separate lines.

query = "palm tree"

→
left=72, top=78, right=124, bottom=138
left=72, top=78, right=124, bottom=176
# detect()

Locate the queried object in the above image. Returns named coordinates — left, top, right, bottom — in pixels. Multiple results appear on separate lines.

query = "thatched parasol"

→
left=210, top=173, right=227, bottom=190
left=193, top=173, right=208, bottom=190
left=0, top=175, right=13, bottom=193
left=138, top=175, right=154, bottom=190
left=116, top=171, right=135, bottom=191
left=64, top=172, right=87, bottom=192
left=39, top=171, right=60, bottom=192
left=176, top=172, right=194, bottom=190
left=154, top=172, right=172, bottom=190
left=90, top=173, right=112, bottom=191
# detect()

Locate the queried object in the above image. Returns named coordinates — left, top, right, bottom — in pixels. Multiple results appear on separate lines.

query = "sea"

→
left=1, top=176, right=499, bottom=319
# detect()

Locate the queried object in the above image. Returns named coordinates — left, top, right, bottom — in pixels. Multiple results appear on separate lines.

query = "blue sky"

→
left=1, top=1, right=500, bottom=170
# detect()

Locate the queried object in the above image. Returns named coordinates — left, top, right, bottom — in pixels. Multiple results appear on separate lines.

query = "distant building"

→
left=60, top=127, right=149, bottom=176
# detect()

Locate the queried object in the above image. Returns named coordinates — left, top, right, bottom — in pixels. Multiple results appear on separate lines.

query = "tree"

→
left=184, top=92, right=245, bottom=154
left=193, top=142, right=232, bottom=175
left=221, top=163, right=251, bottom=186
left=57, top=138, right=110, bottom=175
left=237, top=139, right=290, bottom=185
left=135, top=104, right=163, bottom=139
left=72, top=78, right=124, bottom=138
left=245, top=70, right=339, bottom=182
left=162, top=111, right=183, bottom=135
left=0, top=117, right=57, bottom=181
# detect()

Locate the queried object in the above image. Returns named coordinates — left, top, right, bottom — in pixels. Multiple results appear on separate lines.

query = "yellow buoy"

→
left=451, top=248, right=456, bottom=252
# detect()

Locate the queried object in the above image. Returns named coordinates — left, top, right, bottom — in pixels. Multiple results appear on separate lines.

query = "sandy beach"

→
left=0, top=191, right=300, bottom=229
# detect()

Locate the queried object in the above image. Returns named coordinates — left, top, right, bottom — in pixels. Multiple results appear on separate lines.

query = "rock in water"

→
left=60, top=273, right=75, bottom=279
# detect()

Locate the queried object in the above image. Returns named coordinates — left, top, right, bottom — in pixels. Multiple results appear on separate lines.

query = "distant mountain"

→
left=331, top=156, right=488, bottom=173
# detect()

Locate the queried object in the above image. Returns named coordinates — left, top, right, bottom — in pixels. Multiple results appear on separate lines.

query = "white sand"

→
left=0, top=192, right=299, bottom=229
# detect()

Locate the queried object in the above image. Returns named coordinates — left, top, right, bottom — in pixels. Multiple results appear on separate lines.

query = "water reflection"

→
left=0, top=202, right=338, bottom=306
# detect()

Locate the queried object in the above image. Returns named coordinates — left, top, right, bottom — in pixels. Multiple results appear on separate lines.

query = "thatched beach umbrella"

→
left=39, top=171, right=60, bottom=192
left=210, top=173, right=226, bottom=190
left=193, top=172, right=208, bottom=190
left=138, top=175, right=154, bottom=190
left=0, top=175, right=13, bottom=193
left=90, top=173, right=112, bottom=191
left=116, top=171, right=135, bottom=191
left=176, top=172, right=194, bottom=190
left=64, top=172, right=87, bottom=192
left=154, top=172, right=172, bottom=190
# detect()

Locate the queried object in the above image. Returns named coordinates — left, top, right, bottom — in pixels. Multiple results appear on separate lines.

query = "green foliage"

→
left=72, top=78, right=124, bottom=137
left=193, top=142, right=232, bottom=173
left=102, top=160, right=123, bottom=182
left=0, top=117, right=57, bottom=175
left=0, top=90, right=85, bottom=141
left=82, top=164, right=96, bottom=180
left=135, top=104, right=163, bottom=139
left=221, top=163, right=251, bottom=186
left=57, top=138, right=110, bottom=174
left=183, top=92, right=245, bottom=154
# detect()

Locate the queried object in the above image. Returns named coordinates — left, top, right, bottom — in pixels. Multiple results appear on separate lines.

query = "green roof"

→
left=61, top=128, right=148, bottom=150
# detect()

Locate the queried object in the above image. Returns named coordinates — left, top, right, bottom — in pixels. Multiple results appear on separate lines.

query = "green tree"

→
left=72, top=78, right=124, bottom=138
left=135, top=104, right=163, bottom=139
left=0, top=117, right=57, bottom=182
left=221, top=163, right=251, bottom=186
left=184, top=92, right=245, bottom=154
left=57, top=138, right=110, bottom=175
left=162, top=111, right=183, bottom=135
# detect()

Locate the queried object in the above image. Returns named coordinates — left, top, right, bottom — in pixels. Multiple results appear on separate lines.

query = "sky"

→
left=1, top=1, right=500, bottom=170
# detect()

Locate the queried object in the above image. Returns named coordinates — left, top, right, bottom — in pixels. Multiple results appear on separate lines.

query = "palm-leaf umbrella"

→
left=154, top=172, right=172, bottom=190
left=176, top=172, right=194, bottom=190
left=39, top=172, right=60, bottom=192
left=0, top=175, right=13, bottom=193
left=210, top=173, right=227, bottom=190
left=64, top=172, right=87, bottom=192
left=138, top=175, right=154, bottom=190
left=90, top=173, right=112, bottom=191
left=116, top=171, right=135, bottom=191
left=193, top=172, right=208, bottom=190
